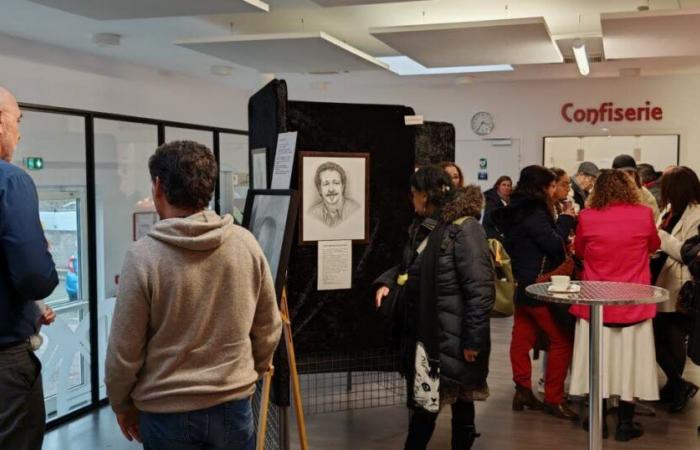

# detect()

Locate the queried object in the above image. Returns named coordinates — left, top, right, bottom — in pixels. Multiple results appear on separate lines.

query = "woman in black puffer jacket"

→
left=491, top=165, right=578, bottom=421
left=374, top=166, right=495, bottom=450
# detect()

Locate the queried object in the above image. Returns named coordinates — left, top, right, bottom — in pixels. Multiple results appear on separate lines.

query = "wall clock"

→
left=471, top=111, right=495, bottom=136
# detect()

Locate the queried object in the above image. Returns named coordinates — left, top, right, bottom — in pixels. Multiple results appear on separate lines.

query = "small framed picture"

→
left=243, top=189, right=299, bottom=296
left=298, top=152, right=370, bottom=245
left=133, top=212, right=159, bottom=241
left=251, top=148, right=268, bottom=189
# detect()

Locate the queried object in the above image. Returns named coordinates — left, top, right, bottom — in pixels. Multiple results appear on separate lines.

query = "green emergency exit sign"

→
left=24, top=157, right=44, bottom=170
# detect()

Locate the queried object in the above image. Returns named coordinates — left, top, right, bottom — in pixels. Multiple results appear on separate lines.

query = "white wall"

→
left=282, top=72, right=700, bottom=174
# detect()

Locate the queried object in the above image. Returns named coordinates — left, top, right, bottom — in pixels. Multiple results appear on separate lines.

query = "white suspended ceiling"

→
left=312, top=0, right=428, bottom=6
left=176, top=32, right=389, bottom=74
left=370, top=17, right=563, bottom=67
left=27, top=0, right=269, bottom=20
left=602, top=8, right=700, bottom=60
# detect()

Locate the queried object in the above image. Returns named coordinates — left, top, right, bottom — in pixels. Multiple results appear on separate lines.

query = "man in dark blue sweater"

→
left=0, top=86, right=58, bottom=450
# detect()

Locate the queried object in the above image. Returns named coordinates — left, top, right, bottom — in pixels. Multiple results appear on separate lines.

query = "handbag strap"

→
left=538, top=237, right=569, bottom=277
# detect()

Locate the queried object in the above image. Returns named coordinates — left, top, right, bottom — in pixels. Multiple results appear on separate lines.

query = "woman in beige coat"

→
left=653, top=166, right=700, bottom=413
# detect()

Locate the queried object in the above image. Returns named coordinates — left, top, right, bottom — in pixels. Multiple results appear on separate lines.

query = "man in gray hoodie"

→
left=106, top=140, right=282, bottom=450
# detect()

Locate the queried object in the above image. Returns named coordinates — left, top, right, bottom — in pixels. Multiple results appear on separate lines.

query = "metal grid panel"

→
left=252, top=380, right=283, bottom=450
left=298, top=349, right=405, bottom=414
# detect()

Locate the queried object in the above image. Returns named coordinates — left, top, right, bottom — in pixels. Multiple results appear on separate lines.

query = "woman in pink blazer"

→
left=569, top=169, right=661, bottom=442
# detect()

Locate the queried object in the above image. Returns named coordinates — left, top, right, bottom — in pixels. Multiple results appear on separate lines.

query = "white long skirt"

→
left=568, top=318, right=659, bottom=402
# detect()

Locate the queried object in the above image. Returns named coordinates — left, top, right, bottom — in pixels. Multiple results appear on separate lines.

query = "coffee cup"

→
left=551, top=275, right=571, bottom=290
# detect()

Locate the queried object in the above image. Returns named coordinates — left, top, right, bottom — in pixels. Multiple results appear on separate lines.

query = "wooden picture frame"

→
left=132, top=211, right=159, bottom=241
left=298, top=151, right=370, bottom=245
left=243, top=189, right=299, bottom=297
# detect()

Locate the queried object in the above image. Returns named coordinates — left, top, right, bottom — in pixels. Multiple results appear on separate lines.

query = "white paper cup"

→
left=551, top=275, right=570, bottom=290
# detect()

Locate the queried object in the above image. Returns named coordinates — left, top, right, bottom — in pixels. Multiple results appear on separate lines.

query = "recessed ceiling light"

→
left=310, top=81, right=330, bottom=91
left=377, top=56, right=513, bottom=76
left=455, top=76, right=474, bottom=85
left=92, top=33, right=121, bottom=48
left=210, top=65, right=234, bottom=76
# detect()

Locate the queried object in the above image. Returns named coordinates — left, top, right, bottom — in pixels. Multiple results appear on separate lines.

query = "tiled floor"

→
left=45, top=318, right=700, bottom=449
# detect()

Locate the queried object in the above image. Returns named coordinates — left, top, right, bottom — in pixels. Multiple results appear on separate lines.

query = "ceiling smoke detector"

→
left=455, top=76, right=474, bottom=85
left=619, top=68, right=641, bottom=77
left=210, top=65, right=234, bottom=76
left=92, top=33, right=121, bottom=47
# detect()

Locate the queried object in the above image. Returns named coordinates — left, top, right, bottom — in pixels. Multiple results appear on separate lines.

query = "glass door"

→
left=36, top=188, right=91, bottom=419
left=14, top=110, right=93, bottom=421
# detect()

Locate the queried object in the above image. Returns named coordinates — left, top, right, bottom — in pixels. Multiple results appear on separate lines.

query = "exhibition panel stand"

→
left=247, top=79, right=456, bottom=449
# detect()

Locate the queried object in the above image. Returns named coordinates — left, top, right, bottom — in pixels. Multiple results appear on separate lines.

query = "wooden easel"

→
left=257, top=285, right=308, bottom=450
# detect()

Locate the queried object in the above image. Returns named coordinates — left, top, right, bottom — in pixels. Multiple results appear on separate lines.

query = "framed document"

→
left=243, top=189, right=299, bottom=297
left=133, top=211, right=159, bottom=241
left=251, top=148, right=268, bottom=189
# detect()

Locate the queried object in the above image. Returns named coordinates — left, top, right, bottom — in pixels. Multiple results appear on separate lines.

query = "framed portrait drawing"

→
left=243, top=189, right=299, bottom=296
left=251, top=148, right=268, bottom=189
left=299, top=152, right=370, bottom=244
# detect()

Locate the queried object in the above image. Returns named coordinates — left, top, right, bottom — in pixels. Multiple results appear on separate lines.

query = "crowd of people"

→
left=2, top=81, right=699, bottom=450
left=376, top=158, right=700, bottom=449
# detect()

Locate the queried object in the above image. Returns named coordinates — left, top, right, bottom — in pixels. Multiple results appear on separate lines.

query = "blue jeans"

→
left=139, top=398, right=255, bottom=450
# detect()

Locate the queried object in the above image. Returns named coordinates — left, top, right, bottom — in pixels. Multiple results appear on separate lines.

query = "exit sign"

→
left=24, top=157, right=44, bottom=170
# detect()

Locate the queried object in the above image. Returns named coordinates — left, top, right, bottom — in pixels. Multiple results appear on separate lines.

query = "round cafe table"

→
left=525, top=281, right=668, bottom=450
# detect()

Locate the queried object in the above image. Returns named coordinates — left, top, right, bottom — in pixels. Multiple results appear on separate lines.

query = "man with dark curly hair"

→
left=105, top=141, right=282, bottom=450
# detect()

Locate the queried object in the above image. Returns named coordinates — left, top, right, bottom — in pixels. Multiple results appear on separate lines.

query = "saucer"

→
left=547, top=284, right=581, bottom=293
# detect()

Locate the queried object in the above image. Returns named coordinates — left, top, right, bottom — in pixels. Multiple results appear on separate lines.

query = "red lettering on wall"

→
left=614, top=108, right=624, bottom=121
left=561, top=102, right=663, bottom=124
left=561, top=103, right=573, bottom=122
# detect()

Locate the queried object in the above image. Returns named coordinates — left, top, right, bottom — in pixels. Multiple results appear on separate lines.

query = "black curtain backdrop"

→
left=247, top=80, right=455, bottom=405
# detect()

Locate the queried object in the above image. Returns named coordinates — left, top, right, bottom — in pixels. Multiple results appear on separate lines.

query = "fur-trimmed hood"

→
left=442, top=185, right=484, bottom=223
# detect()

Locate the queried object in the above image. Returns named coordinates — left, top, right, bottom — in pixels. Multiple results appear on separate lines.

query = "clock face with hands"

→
left=471, top=111, right=495, bottom=136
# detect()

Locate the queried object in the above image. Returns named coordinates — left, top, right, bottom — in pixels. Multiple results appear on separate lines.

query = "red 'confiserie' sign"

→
left=561, top=101, right=663, bottom=125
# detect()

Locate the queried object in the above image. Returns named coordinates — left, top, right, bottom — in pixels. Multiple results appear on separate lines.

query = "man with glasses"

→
left=0, top=86, right=59, bottom=450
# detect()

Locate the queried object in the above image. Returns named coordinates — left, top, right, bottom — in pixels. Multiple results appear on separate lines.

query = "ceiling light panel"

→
left=378, top=56, right=513, bottom=76
left=176, top=32, right=389, bottom=73
left=312, top=0, right=428, bottom=6
left=371, top=17, right=563, bottom=68
left=27, top=0, right=269, bottom=20
left=602, top=9, right=700, bottom=59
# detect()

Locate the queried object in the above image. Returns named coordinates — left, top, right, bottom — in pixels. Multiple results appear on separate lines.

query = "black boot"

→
left=615, top=401, right=643, bottom=442
left=669, top=379, right=699, bottom=413
left=404, top=410, right=437, bottom=450
left=451, top=420, right=479, bottom=450
left=512, top=385, right=544, bottom=411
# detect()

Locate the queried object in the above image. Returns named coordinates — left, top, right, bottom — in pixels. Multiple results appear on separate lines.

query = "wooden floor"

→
left=293, top=317, right=700, bottom=450
left=45, top=317, right=700, bottom=449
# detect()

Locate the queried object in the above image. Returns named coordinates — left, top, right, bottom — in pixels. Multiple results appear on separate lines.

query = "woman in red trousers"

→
left=492, top=165, right=578, bottom=420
